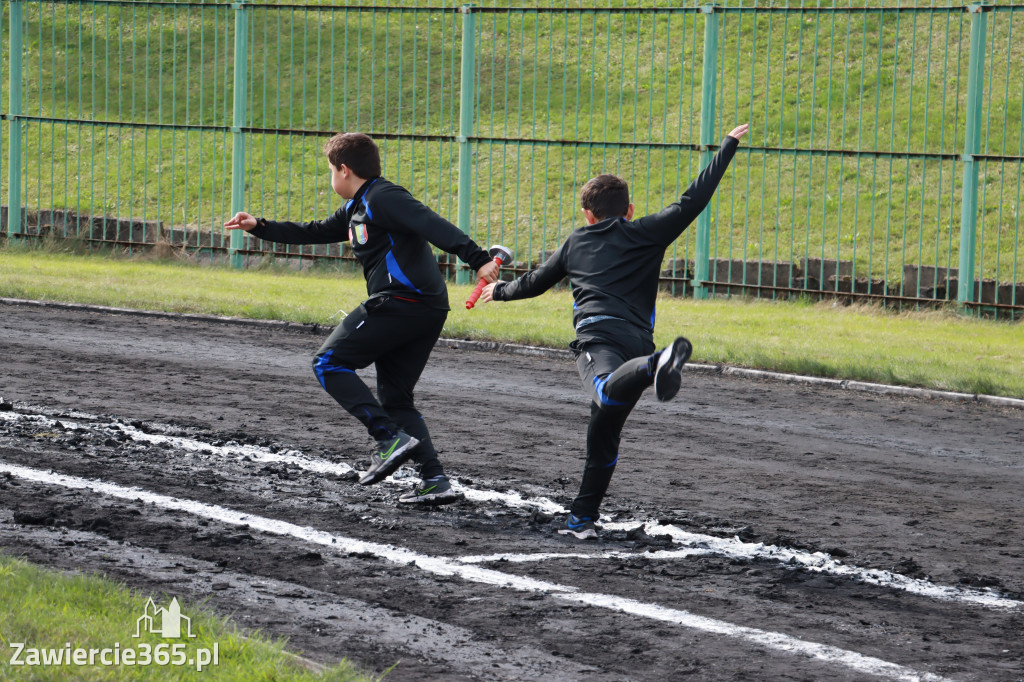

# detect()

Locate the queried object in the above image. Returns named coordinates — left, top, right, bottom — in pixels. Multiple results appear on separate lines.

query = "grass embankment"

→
left=1, top=247, right=1021, bottom=399
left=0, top=554, right=371, bottom=681
left=7, top=3, right=1023, bottom=279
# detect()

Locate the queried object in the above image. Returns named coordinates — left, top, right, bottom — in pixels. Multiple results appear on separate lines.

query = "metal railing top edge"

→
left=702, top=4, right=1008, bottom=13
left=10, top=117, right=1024, bottom=164
left=9, top=116, right=232, bottom=134
left=8, top=0, right=463, bottom=9
left=12, top=1, right=1020, bottom=13
left=16, top=0, right=235, bottom=7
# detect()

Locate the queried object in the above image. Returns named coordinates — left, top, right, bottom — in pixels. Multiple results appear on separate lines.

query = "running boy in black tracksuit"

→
left=481, top=124, right=749, bottom=537
left=226, top=132, right=498, bottom=504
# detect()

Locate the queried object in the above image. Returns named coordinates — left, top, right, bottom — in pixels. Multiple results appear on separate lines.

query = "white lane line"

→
left=0, top=411, right=356, bottom=478
left=453, top=484, right=566, bottom=515
left=460, top=548, right=715, bottom=564
left=0, top=411, right=559, bottom=511
left=557, top=591, right=947, bottom=682
left=2, top=408, right=1019, bottom=611
left=0, top=461, right=950, bottom=682
left=459, top=530, right=1022, bottom=612
left=603, top=522, right=1022, bottom=611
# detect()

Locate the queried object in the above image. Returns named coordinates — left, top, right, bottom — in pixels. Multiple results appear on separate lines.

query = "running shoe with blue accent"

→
left=359, top=431, right=420, bottom=485
left=654, top=336, right=693, bottom=402
left=398, top=475, right=463, bottom=505
left=557, top=514, right=600, bottom=540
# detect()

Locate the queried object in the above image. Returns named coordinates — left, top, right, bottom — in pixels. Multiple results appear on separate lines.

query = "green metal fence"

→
left=2, top=1, right=1022, bottom=317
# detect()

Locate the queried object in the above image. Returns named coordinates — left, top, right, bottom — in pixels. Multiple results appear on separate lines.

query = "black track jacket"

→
left=251, top=178, right=493, bottom=310
left=493, top=135, right=740, bottom=331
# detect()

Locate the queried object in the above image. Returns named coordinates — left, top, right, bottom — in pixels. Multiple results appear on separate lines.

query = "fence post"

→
left=693, top=5, right=719, bottom=301
left=6, top=0, right=23, bottom=239
left=229, top=2, right=250, bottom=268
left=455, top=4, right=476, bottom=284
left=957, top=4, right=987, bottom=307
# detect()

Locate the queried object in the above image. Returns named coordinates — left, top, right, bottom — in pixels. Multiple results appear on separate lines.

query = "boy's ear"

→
left=582, top=208, right=600, bottom=225
left=340, top=163, right=367, bottom=182
left=626, top=203, right=634, bottom=220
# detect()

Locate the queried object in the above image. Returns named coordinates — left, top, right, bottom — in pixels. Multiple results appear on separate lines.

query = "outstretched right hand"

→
left=224, top=212, right=257, bottom=231
left=728, top=123, right=749, bottom=141
left=480, top=281, right=498, bottom=303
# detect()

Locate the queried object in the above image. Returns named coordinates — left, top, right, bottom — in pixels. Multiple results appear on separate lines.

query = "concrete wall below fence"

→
left=655, top=255, right=1021, bottom=309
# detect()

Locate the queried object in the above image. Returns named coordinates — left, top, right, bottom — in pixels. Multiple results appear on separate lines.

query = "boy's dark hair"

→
left=323, top=132, right=381, bottom=179
left=579, top=174, right=630, bottom=220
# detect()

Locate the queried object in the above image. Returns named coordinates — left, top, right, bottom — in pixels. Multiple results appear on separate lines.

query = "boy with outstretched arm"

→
left=226, top=132, right=498, bottom=504
left=481, top=124, right=749, bottom=537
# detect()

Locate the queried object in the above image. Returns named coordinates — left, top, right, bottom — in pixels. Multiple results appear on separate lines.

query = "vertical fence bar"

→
left=693, top=5, right=718, bottom=301
left=229, top=1, right=249, bottom=268
left=1, top=0, right=4, bottom=219
left=7, top=0, right=23, bottom=238
left=958, top=4, right=987, bottom=306
left=456, top=4, right=475, bottom=284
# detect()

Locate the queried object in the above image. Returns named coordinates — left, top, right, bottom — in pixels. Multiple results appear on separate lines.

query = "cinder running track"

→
left=1, top=301, right=1022, bottom=681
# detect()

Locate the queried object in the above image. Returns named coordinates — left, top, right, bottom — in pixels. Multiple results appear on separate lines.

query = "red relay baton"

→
left=466, top=244, right=513, bottom=310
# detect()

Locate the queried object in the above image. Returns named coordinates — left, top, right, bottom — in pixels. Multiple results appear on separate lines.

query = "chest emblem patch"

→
left=351, top=224, right=368, bottom=245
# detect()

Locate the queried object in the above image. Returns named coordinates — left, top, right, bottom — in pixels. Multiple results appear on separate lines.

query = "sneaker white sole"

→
left=654, top=337, right=692, bottom=402
left=398, top=490, right=464, bottom=505
left=557, top=527, right=599, bottom=540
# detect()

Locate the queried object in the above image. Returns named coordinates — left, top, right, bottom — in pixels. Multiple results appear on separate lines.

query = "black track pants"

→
left=569, top=320, right=658, bottom=520
left=312, top=295, right=447, bottom=479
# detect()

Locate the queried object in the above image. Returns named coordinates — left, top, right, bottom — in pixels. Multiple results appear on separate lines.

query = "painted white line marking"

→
left=0, top=461, right=950, bottom=682
left=602, top=522, right=1022, bottom=611
left=0, top=411, right=357, bottom=477
left=460, top=548, right=714, bottom=564
left=557, top=591, right=946, bottom=682
left=460, top=532, right=1022, bottom=611
left=3, top=408, right=1019, bottom=611
left=452, top=482, right=565, bottom=515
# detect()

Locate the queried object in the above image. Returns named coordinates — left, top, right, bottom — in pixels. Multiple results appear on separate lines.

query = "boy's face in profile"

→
left=329, top=161, right=348, bottom=199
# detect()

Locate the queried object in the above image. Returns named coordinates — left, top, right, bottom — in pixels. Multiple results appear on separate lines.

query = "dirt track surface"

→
left=1, top=301, right=1022, bottom=681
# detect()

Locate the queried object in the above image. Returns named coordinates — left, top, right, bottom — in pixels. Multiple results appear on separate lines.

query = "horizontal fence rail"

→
left=1, top=1, right=1022, bottom=318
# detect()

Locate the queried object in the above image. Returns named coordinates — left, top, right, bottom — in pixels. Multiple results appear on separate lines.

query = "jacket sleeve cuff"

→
left=467, top=249, right=494, bottom=272
left=249, top=217, right=269, bottom=239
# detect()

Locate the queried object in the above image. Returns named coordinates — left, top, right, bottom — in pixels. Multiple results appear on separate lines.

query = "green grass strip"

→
left=1, top=246, right=1021, bottom=399
left=0, top=553, right=371, bottom=681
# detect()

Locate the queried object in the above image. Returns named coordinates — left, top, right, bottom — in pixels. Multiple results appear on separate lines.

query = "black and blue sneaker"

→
left=359, top=431, right=420, bottom=485
left=557, top=514, right=600, bottom=540
left=398, top=475, right=463, bottom=505
left=654, top=336, right=693, bottom=402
